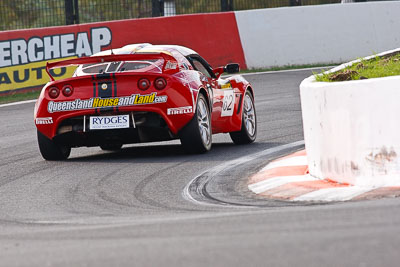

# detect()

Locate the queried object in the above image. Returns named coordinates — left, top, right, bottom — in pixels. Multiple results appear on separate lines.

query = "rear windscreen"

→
left=77, top=59, right=164, bottom=76
left=80, top=63, right=108, bottom=74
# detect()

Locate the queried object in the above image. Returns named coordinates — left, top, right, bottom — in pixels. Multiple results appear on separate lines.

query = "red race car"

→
left=34, top=44, right=257, bottom=160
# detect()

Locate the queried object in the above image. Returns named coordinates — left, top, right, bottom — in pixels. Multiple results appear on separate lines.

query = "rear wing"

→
left=46, top=52, right=179, bottom=81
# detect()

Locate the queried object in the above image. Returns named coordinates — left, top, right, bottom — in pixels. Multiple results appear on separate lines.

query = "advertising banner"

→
left=0, top=12, right=246, bottom=94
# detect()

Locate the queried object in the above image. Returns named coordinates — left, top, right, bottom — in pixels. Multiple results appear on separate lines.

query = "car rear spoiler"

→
left=46, top=52, right=179, bottom=81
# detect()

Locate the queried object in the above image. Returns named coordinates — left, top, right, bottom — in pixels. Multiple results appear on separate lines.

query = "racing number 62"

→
left=221, top=90, right=234, bottom=117
left=223, top=94, right=233, bottom=111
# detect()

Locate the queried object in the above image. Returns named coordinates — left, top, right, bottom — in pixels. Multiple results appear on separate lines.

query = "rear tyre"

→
left=179, top=94, right=212, bottom=154
left=37, top=130, right=71, bottom=160
left=230, top=91, right=257, bottom=144
left=100, top=143, right=123, bottom=151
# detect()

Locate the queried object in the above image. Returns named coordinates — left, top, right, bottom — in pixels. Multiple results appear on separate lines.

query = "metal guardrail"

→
left=1, top=0, right=381, bottom=31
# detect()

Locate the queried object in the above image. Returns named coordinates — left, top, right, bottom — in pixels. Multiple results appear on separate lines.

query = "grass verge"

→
left=0, top=90, right=41, bottom=105
left=315, top=53, right=400, bottom=82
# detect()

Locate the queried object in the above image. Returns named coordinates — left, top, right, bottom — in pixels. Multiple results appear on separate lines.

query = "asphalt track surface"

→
left=1, top=69, right=400, bottom=267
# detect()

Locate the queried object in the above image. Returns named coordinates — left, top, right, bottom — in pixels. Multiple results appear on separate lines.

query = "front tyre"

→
left=37, top=130, right=71, bottom=160
left=230, top=91, right=257, bottom=144
left=179, top=94, right=212, bottom=153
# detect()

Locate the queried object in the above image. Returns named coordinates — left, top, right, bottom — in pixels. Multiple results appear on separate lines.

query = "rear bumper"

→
left=36, top=107, right=193, bottom=147
left=52, top=112, right=177, bottom=147
left=35, top=93, right=195, bottom=142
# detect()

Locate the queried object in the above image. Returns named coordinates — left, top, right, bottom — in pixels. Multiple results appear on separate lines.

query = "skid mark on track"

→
left=183, top=141, right=305, bottom=207
left=132, top=161, right=191, bottom=210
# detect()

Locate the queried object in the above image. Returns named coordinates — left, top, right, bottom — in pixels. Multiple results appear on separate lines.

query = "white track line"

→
left=260, top=156, right=308, bottom=172
left=239, top=66, right=335, bottom=76
left=0, top=99, right=36, bottom=108
left=293, top=186, right=373, bottom=202
left=248, top=174, right=317, bottom=194
left=220, top=66, right=335, bottom=78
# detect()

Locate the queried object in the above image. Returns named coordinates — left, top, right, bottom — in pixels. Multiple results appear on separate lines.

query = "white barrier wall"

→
left=235, top=2, right=400, bottom=69
left=300, top=48, right=400, bottom=187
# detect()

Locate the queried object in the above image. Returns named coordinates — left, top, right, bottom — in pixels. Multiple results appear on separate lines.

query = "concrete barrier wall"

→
left=300, top=48, right=400, bottom=187
left=236, top=2, right=400, bottom=68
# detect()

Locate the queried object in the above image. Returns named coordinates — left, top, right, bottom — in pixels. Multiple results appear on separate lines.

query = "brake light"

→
left=154, top=77, right=167, bottom=90
left=62, top=85, right=74, bottom=97
left=48, top=87, right=60, bottom=99
left=138, top=78, right=150, bottom=90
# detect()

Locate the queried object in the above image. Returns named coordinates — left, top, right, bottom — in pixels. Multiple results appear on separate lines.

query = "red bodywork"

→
left=34, top=45, right=253, bottom=147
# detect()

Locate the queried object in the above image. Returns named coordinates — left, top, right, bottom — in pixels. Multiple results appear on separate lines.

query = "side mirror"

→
left=213, top=66, right=225, bottom=79
left=213, top=63, right=240, bottom=79
left=224, top=63, right=240, bottom=74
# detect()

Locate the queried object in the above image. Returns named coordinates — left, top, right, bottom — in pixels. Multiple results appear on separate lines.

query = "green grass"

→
left=315, top=53, right=400, bottom=82
left=0, top=90, right=41, bottom=105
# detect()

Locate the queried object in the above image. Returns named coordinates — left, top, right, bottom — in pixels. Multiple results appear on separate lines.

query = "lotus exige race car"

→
left=34, top=44, right=257, bottom=160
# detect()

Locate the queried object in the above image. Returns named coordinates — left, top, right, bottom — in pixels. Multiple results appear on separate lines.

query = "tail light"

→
left=48, top=87, right=60, bottom=99
left=62, top=85, right=74, bottom=97
left=154, top=77, right=167, bottom=90
left=138, top=78, right=150, bottom=91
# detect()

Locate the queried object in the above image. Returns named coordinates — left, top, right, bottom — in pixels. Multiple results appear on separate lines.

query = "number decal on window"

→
left=221, top=90, right=234, bottom=117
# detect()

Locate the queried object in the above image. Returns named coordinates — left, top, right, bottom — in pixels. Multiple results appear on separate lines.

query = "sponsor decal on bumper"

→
left=35, top=117, right=53, bottom=124
left=89, top=115, right=129, bottom=130
left=167, top=106, right=193, bottom=115
left=47, top=92, right=167, bottom=113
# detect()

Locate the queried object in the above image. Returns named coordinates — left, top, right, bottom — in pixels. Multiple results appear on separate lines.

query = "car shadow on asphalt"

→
left=67, top=141, right=283, bottom=164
